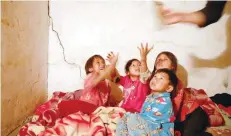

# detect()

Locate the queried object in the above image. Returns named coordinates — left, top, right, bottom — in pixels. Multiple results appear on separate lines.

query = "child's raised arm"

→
left=138, top=43, right=153, bottom=73
left=98, top=53, right=118, bottom=82
left=138, top=43, right=153, bottom=83
left=106, top=52, right=121, bottom=83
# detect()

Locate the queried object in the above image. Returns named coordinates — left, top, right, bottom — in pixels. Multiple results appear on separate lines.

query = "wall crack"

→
left=48, top=1, right=84, bottom=80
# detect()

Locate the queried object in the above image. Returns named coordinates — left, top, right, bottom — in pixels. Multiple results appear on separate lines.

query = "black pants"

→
left=210, top=93, right=231, bottom=107
left=175, top=107, right=212, bottom=136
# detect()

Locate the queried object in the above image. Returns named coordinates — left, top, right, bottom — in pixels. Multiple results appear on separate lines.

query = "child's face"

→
left=90, top=57, right=105, bottom=74
left=149, top=72, right=173, bottom=93
left=155, top=54, right=173, bottom=71
left=128, top=60, right=141, bottom=76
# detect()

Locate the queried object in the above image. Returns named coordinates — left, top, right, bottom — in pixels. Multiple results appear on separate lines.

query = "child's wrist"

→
left=112, top=60, right=118, bottom=66
left=110, top=62, right=116, bottom=67
left=141, top=56, right=147, bottom=59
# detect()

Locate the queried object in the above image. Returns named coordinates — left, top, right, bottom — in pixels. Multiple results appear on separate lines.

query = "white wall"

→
left=48, top=1, right=231, bottom=97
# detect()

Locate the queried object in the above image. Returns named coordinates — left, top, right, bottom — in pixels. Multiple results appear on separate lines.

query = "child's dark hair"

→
left=124, top=58, right=140, bottom=73
left=152, top=51, right=178, bottom=74
left=155, top=68, right=178, bottom=98
left=85, top=54, right=104, bottom=75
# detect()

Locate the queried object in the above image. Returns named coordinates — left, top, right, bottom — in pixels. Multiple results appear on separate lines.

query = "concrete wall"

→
left=48, top=1, right=231, bottom=97
left=1, top=1, right=49, bottom=135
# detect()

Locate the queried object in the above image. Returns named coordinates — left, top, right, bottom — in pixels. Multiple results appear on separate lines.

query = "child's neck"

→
left=151, top=90, right=166, bottom=96
left=129, top=75, right=139, bottom=81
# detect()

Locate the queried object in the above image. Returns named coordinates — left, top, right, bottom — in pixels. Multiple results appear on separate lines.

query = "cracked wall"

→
left=48, top=1, right=231, bottom=97
left=1, top=1, right=49, bottom=135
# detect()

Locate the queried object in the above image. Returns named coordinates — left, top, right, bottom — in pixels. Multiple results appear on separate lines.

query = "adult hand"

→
left=160, top=7, right=186, bottom=25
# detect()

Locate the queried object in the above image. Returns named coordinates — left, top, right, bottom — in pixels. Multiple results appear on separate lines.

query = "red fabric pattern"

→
left=18, top=105, right=125, bottom=136
left=58, top=100, right=98, bottom=117
left=178, top=88, right=224, bottom=126
left=218, top=104, right=231, bottom=117
left=172, top=80, right=184, bottom=117
left=18, top=89, right=125, bottom=136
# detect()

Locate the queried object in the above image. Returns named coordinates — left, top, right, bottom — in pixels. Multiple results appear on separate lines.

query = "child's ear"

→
left=89, top=68, right=93, bottom=72
left=166, top=85, right=173, bottom=93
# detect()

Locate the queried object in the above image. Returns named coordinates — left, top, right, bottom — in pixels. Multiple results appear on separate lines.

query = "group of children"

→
left=79, top=43, right=231, bottom=136
left=80, top=43, right=180, bottom=136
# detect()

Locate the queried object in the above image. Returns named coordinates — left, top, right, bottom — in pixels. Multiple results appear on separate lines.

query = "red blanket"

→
left=179, top=88, right=225, bottom=126
left=18, top=91, right=125, bottom=136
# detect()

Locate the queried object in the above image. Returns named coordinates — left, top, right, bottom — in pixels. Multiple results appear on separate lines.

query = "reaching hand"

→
left=138, top=43, right=153, bottom=60
left=159, top=5, right=207, bottom=27
left=160, top=7, right=186, bottom=25
left=106, top=52, right=119, bottom=65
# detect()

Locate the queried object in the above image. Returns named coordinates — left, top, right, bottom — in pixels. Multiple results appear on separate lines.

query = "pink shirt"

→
left=118, top=75, right=149, bottom=112
left=80, top=73, right=110, bottom=106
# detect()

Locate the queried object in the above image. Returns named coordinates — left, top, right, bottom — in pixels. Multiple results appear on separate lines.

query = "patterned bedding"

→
left=18, top=90, right=231, bottom=136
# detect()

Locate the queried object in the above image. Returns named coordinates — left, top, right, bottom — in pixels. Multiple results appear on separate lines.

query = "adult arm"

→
left=161, top=1, right=227, bottom=27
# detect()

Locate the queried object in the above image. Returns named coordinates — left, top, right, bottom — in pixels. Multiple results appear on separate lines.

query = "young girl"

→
left=79, top=53, right=118, bottom=106
left=116, top=68, right=178, bottom=136
left=107, top=52, right=149, bottom=112
left=138, top=43, right=184, bottom=116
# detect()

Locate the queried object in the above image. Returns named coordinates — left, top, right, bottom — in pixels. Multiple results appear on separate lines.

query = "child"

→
left=107, top=52, right=149, bottom=112
left=138, top=43, right=184, bottom=116
left=138, top=43, right=225, bottom=136
left=116, top=68, right=178, bottom=136
left=79, top=53, right=118, bottom=106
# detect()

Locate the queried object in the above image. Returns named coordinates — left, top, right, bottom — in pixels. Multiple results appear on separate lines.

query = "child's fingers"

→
left=107, top=55, right=113, bottom=60
left=107, top=54, right=111, bottom=59
left=111, top=52, right=119, bottom=60
left=148, top=45, right=154, bottom=52
left=141, top=43, right=144, bottom=49
left=147, top=48, right=153, bottom=54
left=107, top=53, right=112, bottom=57
left=137, top=46, right=141, bottom=51
left=108, top=51, right=114, bottom=57
left=115, top=52, right=119, bottom=57
left=145, top=43, right=149, bottom=50
left=110, top=51, right=114, bottom=56
left=107, top=53, right=113, bottom=58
